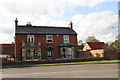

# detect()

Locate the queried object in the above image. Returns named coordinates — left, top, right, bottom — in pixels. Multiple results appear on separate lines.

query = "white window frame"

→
left=27, top=35, right=34, bottom=42
left=46, top=35, right=53, bottom=43
left=63, top=35, right=69, bottom=43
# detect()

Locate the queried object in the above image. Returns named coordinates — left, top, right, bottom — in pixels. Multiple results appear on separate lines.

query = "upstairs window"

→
left=46, top=35, right=53, bottom=43
left=27, top=35, right=34, bottom=42
left=64, top=35, right=69, bottom=43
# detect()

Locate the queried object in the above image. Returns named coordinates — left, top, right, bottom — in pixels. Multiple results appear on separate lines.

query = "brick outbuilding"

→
left=1, top=44, right=15, bottom=58
left=78, top=42, right=118, bottom=59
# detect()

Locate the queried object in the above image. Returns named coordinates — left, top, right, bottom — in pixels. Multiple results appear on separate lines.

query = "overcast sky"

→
left=0, top=0, right=119, bottom=44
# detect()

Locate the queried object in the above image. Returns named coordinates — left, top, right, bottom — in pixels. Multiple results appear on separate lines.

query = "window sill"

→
left=47, top=42, right=53, bottom=44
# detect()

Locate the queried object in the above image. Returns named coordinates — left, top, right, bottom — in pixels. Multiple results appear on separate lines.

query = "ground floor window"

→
left=22, top=48, right=41, bottom=61
left=26, top=50, right=31, bottom=60
left=61, top=47, right=74, bottom=59
left=62, top=48, right=67, bottom=58
left=96, top=53, right=101, bottom=57
left=33, top=49, right=38, bottom=59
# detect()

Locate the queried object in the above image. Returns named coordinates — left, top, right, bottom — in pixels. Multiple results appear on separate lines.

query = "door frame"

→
left=46, top=46, right=54, bottom=60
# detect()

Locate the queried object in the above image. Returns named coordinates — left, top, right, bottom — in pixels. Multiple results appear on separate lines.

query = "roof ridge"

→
left=18, top=25, right=69, bottom=29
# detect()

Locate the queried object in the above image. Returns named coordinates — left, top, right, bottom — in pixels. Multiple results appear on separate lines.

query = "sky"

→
left=0, top=0, right=119, bottom=44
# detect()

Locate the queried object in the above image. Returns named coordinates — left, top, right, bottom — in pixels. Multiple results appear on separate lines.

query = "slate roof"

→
left=15, top=25, right=77, bottom=35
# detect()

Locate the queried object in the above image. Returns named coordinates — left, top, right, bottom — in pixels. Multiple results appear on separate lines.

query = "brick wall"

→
left=104, top=50, right=119, bottom=59
left=1, top=44, right=15, bottom=57
left=77, top=49, right=119, bottom=60
left=2, top=58, right=104, bottom=66
left=15, top=34, right=78, bottom=61
left=15, top=34, right=27, bottom=60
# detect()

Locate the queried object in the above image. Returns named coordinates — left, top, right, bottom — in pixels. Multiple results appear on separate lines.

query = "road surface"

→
left=2, top=63, right=119, bottom=78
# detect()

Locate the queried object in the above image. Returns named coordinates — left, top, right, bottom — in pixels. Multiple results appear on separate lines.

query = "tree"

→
left=110, top=40, right=120, bottom=51
left=86, top=36, right=100, bottom=42
left=78, top=40, right=83, bottom=45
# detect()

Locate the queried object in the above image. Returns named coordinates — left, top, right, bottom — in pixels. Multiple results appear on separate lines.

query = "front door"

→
left=46, top=47, right=54, bottom=60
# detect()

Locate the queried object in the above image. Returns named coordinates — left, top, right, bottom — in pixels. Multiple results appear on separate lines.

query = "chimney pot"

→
left=26, top=22, right=32, bottom=26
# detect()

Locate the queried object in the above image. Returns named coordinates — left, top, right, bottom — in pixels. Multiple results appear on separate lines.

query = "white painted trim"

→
left=27, top=35, right=34, bottom=42
left=46, top=35, right=53, bottom=43
left=63, top=35, right=69, bottom=43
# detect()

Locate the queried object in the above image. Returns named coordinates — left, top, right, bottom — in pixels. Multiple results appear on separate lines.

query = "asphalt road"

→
left=1, top=63, right=119, bottom=78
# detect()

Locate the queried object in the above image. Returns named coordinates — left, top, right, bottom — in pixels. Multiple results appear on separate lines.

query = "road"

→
left=1, top=63, right=119, bottom=78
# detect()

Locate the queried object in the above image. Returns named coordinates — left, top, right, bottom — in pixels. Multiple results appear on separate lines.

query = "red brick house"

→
left=14, top=19, right=78, bottom=61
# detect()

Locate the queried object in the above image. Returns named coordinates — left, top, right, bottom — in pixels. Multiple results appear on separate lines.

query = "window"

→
left=33, top=50, right=38, bottom=59
left=27, top=35, right=34, bottom=42
left=64, top=35, right=69, bottom=43
left=62, top=48, right=67, bottom=58
left=61, top=48, right=73, bottom=59
left=96, top=53, right=100, bottom=57
left=46, top=35, right=53, bottom=43
left=26, top=50, right=31, bottom=60
left=48, top=51, right=52, bottom=57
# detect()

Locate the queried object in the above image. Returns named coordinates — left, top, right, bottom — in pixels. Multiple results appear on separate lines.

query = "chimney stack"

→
left=15, top=18, right=18, bottom=28
left=68, top=21, right=73, bottom=29
left=26, top=22, right=32, bottom=26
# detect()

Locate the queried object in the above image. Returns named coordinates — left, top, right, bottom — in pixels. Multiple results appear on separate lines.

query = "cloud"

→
left=71, top=11, right=118, bottom=42
left=66, top=0, right=104, bottom=7
left=0, top=0, right=65, bottom=18
left=0, top=0, right=106, bottom=24
left=0, top=0, right=118, bottom=43
left=0, top=32, right=14, bottom=44
left=0, top=0, right=105, bottom=17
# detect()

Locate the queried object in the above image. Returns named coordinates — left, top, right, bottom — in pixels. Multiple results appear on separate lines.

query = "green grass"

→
left=33, top=60, right=120, bottom=67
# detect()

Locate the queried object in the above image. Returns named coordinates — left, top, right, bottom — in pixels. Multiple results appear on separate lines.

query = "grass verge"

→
left=33, top=60, right=120, bottom=67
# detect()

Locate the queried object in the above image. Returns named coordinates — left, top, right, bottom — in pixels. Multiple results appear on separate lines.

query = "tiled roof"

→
left=15, top=25, right=77, bottom=35
left=87, top=42, right=117, bottom=50
left=87, top=42, right=106, bottom=49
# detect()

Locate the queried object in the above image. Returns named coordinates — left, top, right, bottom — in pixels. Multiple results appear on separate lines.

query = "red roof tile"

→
left=87, top=42, right=107, bottom=49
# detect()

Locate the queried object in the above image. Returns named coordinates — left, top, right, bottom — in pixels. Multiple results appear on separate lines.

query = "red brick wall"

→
left=104, top=50, right=119, bottom=59
left=2, top=44, right=15, bottom=57
left=15, top=34, right=78, bottom=61
left=2, top=58, right=104, bottom=66
left=70, top=35, right=78, bottom=51
left=15, top=34, right=27, bottom=60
